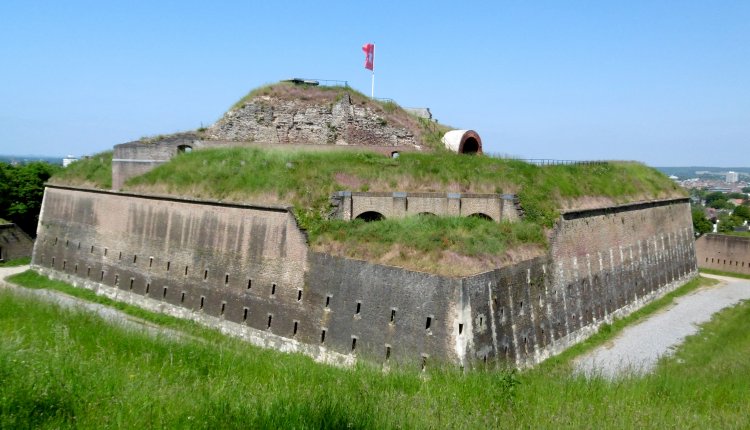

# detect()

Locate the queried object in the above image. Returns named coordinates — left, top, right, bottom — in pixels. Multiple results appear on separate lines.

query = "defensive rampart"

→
left=695, top=234, right=750, bottom=275
left=32, top=186, right=697, bottom=369
left=112, top=139, right=420, bottom=190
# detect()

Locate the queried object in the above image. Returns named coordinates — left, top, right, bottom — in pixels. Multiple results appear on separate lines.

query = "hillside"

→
left=50, top=148, right=685, bottom=275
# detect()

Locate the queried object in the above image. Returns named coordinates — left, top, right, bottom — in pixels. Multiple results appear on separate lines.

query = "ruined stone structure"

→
left=695, top=234, right=750, bottom=275
left=32, top=185, right=697, bottom=369
left=205, top=93, right=418, bottom=148
left=330, top=191, right=520, bottom=222
left=0, top=222, right=34, bottom=262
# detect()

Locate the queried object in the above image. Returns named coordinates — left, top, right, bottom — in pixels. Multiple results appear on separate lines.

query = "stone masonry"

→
left=33, top=185, right=697, bottom=369
left=204, top=93, right=418, bottom=147
left=695, top=233, right=750, bottom=275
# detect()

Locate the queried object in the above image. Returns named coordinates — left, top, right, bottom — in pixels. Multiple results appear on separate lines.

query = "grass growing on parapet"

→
left=2, top=273, right=750, bottom=428
left=542, top=275, right=715, bottom=369
left=314, top=216, right=546, bottom=275
left=0, top=257, right=30, bottom=267
left=700, top=268, right=750, bottom=280
left=125, top=146, right=683, bottom=231
left=48, top=150, right=112, bottom=189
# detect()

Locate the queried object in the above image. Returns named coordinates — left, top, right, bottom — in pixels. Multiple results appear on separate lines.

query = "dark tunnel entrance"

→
left=355, top=211, right=385, bottom=222
left=461, top=137, right=480, bottom=154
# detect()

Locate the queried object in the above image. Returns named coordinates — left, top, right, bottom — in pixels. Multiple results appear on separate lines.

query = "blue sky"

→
left=1, top=1, right=748, bottom=166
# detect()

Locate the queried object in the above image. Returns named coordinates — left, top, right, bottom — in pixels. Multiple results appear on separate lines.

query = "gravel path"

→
left=574, top=274, right=750, bottom=378
left=0, top=265, right=189, bottom=341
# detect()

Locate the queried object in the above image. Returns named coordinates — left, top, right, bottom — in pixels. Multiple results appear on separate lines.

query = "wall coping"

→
left=561, top=197, right=690, bottom=220
left=700, top=233, right=750, bottom=243
left=341, top=191, right=516, bottom=199
left=44, top=184, right=292, bottom=214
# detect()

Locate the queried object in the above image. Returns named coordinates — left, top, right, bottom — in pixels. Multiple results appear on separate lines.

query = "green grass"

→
left=48, top=146, right=681, bottom=273
left=49, top=151, right=112, bottom=189
left=1, top=271, right=748, bottom=428
left=0, top=257, right=30, bottom=267
left=315, top=216, right=545, bottom=275
left=700, top=267, right=750, bottom=280
left=125, top=147, right=681, bottom=230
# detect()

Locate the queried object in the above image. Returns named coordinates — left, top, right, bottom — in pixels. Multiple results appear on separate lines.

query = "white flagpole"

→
left=371, top=45, right=375, bottom=98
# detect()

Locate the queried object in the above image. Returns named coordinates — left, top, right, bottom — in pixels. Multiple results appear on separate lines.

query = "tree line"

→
left=0, top=162, right=61, bottom=236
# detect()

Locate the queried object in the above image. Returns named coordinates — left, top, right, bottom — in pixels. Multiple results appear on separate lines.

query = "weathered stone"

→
left=205, top=94, right=417, bottom=147
left=32, top=186, right=697, bottom=369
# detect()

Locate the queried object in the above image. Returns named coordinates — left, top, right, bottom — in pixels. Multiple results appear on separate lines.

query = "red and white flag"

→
left=362, top=43, right=374, bottom=71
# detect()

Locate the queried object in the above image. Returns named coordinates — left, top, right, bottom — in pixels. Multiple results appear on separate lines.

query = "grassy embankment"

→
left=1, top=271, right=747, bottom=428
left=0, top=257, right=30, bottom=267
left=700, top=267, right=750, bottom=280
left=48, top=151, right=112, bottom=189
left=50, top=148, right=683, bottom=275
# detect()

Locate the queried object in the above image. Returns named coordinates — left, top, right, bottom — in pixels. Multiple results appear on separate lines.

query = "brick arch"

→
left=467, top=212, right=495, bottom=221
left=355, top=211, right=385, bottom=222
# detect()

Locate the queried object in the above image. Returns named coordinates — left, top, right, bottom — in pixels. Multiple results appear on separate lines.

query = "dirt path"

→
left=573, top=274, right=750, bottom=378
left=0, top=265, right=189, bottom=341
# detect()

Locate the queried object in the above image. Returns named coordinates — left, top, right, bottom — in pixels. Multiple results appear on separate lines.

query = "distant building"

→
left=726, top=171, right=739, bottom=183
left=62, top=155, right=79, bottom=167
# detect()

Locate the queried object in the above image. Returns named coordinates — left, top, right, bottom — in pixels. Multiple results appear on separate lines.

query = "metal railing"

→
left=486, top=153, right=608, bottom=166
left=286, top=78, right=349, bottom=87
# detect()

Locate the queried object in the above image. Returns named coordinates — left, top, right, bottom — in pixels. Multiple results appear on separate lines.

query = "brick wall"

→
left=695, top=234, right=750, bottom=275
left=32, top=187, right=697, bottom=369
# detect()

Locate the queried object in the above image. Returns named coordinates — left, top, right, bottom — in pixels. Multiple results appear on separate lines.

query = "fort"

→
left=695, top=233, right=750, bottom=275
left=32, top=82, right=698, bottom=369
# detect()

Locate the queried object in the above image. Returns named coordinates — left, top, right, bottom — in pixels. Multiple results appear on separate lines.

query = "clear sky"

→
left=1, top=1, right=748, bottom=166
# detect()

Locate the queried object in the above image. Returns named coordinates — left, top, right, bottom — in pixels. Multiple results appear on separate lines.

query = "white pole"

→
left=371, top=70, right=375, bottom=99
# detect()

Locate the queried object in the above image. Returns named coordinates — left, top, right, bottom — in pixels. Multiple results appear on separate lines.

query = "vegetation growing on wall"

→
left=48, top=151, right=112, bottom=189
left=227, top=82, right=452, bottom=150
left=48, top=147, right=683, bottom=271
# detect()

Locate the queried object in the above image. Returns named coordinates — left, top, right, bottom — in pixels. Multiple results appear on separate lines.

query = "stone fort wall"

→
left=32, top=186, right=697, bottom=369
left=695, top=233, right=750, bottom=275
left=0, top=223, right=34, bottom=261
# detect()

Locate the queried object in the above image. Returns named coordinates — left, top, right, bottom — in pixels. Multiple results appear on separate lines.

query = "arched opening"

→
left=468, top=213, right=493, bottom=221
left=461, top=137, right=479, bottom=154
left=442, top=130, right=483, bottom=155
left=177, top=144, right=193, bottom=154
left=355, top=211, right=385, bottom=222
left=391, top=151, right=400, bottom=159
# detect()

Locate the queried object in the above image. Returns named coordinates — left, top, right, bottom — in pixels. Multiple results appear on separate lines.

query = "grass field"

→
left=1, top=271, right=747, bottom=428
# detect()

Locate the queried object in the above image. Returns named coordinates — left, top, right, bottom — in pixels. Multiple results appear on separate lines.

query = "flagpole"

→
left=371, top=69, right=375, bottom=99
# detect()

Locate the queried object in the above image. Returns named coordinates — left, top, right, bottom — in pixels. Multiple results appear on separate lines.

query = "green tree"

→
left=742, top=186, right=750, bottom=193
left=717, top=213, right=742, bottom=234
left=733, top=205, right=750, bottom=222
left=692, top=208, right=713, bottom=235
left=0, top=161, right=61, bottom=236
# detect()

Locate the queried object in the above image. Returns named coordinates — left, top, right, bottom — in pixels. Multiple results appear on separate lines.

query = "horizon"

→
left=1, top=2, right=748, bottom=166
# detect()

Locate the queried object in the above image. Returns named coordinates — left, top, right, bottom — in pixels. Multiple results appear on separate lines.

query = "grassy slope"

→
left=49, top=147, right=683, bottom=275
left=48, top=151, right=112, bottom=189
left=2, top=271, right=747, bottom=428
